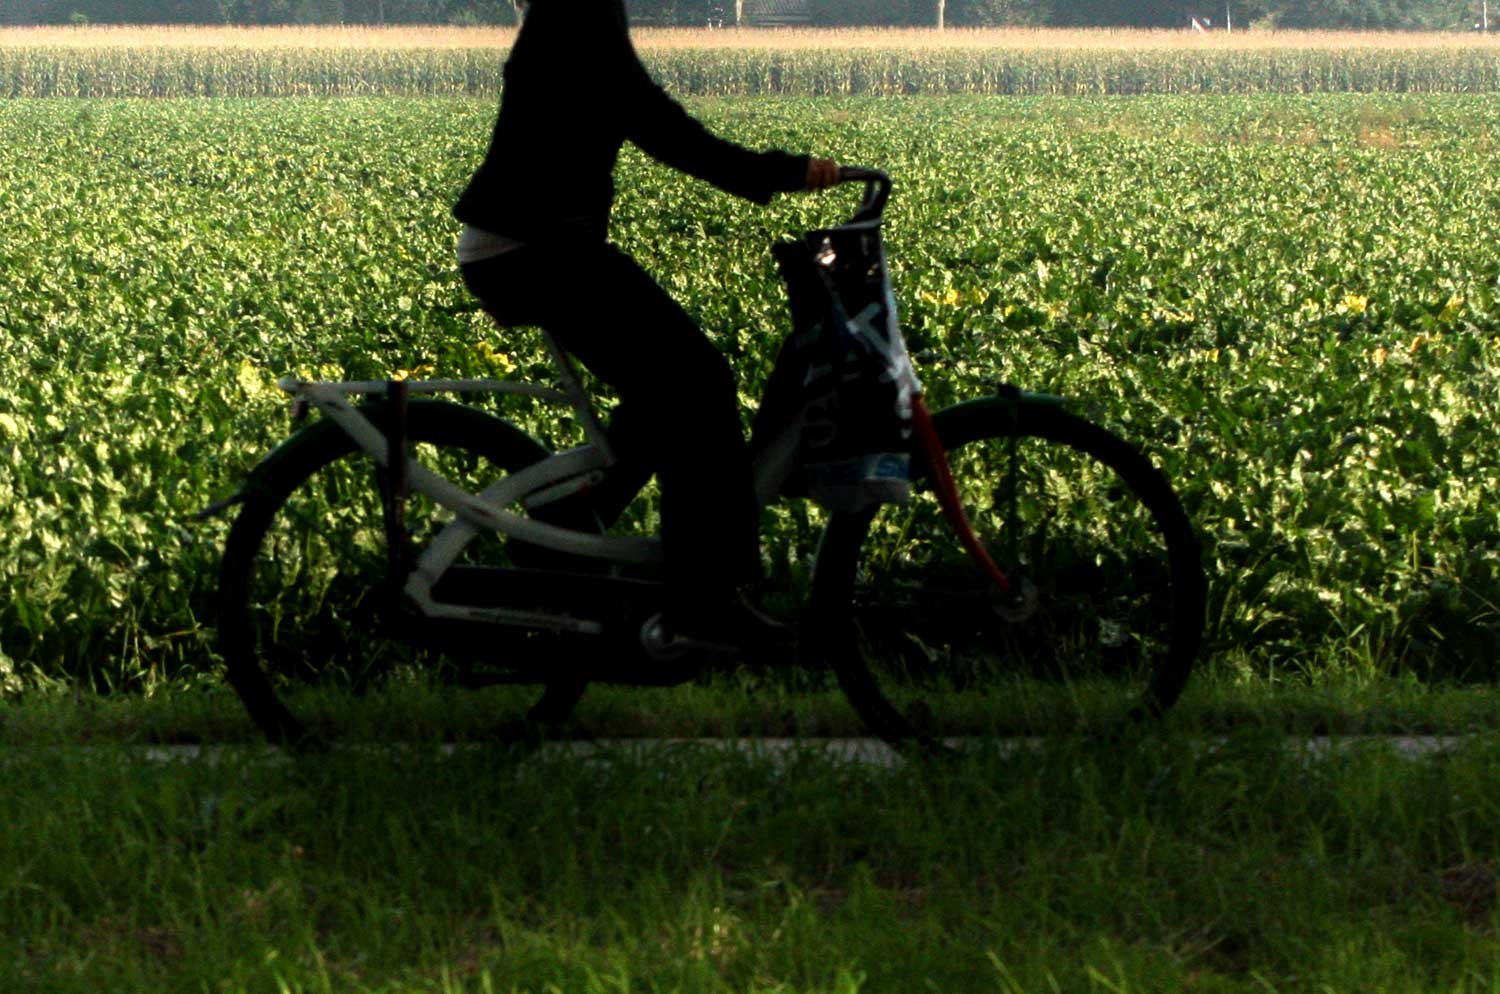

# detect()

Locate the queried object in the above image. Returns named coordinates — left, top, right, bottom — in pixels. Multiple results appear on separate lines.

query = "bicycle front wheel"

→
left=217, top=399, right=595, bottom=747
left=810, top=396, right=1205, bottom=748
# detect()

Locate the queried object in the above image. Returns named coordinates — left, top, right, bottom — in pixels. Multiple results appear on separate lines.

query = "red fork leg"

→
left=910, top=395, right=1012, bottom=595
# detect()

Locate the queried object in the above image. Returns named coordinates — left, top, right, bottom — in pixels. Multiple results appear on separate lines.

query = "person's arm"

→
left=628, top=83, right=807, bottom=202
left=608, top=30, right=822, bottom=202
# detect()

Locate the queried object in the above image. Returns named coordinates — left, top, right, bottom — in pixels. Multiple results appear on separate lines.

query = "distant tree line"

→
left=1032, top=0, right=1481, bottom=29
left=0, top=0, right=517, bottom=26
left=0, top=0, right=1486, bottom=31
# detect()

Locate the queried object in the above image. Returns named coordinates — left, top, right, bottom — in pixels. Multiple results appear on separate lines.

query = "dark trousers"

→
left=461, top=242, right=761, bottom=606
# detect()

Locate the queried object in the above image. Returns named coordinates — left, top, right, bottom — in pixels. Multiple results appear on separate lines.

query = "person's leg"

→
left=462, top=244, right=762, bottom=608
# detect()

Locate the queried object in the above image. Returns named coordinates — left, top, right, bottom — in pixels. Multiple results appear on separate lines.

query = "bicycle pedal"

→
left=639, top=615, right=687, bottom=661
left=639, top=614, right=739, bottom=662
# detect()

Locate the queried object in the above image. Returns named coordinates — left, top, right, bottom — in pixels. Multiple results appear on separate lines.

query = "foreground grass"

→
left=3, top=727, right=1498, bottom=993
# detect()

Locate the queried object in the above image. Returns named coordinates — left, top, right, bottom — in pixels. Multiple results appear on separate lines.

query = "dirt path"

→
left=108, top=734, right=1480, bottom=769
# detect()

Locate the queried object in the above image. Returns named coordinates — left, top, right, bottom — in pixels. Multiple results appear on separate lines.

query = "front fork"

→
left=911, top=392, right=1013, bottom=596
left=912, top=384, right=1057, bottom=609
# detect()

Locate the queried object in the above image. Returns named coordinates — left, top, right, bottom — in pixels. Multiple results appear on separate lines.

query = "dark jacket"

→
left=452, top=0, right=809, bottom=242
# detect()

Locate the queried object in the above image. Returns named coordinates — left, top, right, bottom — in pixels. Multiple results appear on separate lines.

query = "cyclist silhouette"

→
left=454, top=0, right=839, bottom=653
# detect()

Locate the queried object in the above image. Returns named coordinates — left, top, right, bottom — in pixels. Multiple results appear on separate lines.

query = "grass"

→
left=2, top=720, right=1497, bottom=993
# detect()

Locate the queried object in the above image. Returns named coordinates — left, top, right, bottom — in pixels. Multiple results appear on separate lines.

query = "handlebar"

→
left=835, top=166, right=892, bottom=224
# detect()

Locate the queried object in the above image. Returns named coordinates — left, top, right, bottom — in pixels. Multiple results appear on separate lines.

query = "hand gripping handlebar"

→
left=835, top=166, right=892, bottom=224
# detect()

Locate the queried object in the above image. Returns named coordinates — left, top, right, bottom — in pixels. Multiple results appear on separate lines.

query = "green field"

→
left=2, top=733, right=1498, bottom=993
left=4, top=93, right=1500, bottom=692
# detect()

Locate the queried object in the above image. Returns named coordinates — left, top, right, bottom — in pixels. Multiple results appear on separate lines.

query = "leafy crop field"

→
left=5, top=26, right=1500, bottom=95
left=2, top=93, right=1500, bottom=692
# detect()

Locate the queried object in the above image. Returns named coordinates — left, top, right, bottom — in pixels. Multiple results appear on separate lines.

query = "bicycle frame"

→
left=273, top=330, right=805, bottom=634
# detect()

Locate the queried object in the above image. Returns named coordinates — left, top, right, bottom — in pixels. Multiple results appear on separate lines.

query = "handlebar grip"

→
left=836, top=166, right=892, bottom=223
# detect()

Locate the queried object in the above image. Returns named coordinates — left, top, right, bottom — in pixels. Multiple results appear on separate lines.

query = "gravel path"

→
left=103, top=734, right=1482, bottom=769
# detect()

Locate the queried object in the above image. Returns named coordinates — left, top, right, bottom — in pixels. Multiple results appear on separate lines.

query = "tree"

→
left=1, top=0, right=48, bottom=22
left=958, top=0, right=1053, bottom=25
left=811, top=0, right=928, bottom=26
left=627, top=0, right=715, bottom=26
left=1047, top=0, right=1184, bottom=26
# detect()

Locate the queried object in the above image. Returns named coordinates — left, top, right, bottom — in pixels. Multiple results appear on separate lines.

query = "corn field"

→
left=5, top=26, right=1500, bottom=96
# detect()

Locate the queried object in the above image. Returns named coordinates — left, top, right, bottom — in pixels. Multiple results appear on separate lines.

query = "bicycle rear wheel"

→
left=217, top=399, right=595, bottom=747
left=809, top=396, right=1205, bottom=748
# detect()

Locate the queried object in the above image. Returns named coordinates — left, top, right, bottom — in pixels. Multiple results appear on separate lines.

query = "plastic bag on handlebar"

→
left=752, top=216, right=922, bottom=513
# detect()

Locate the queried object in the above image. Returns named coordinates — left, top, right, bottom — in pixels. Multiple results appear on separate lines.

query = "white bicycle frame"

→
left=276, top=331, right=800, bottom=636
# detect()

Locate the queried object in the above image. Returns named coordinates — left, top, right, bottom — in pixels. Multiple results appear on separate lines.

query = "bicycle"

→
left=208, top=168, right=1206, bottom=751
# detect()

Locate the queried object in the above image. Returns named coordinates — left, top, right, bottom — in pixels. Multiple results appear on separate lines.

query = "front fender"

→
left=922, top=387, right=1067, bottom=454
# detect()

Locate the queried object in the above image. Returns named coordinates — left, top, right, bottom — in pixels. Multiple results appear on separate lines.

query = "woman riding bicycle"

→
left=454, top=0, right=840, bottom=652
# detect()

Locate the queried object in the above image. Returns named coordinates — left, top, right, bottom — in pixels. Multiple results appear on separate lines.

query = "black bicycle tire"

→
left=809, top=398, right=1206, bottom=749
left=217, top=398, right=591, bottom=747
